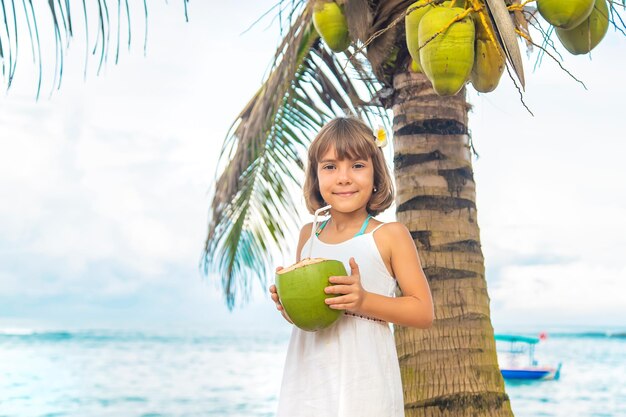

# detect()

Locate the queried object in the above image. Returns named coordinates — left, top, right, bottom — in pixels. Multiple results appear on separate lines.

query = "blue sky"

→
left=0, top=1, right=624, bottom=333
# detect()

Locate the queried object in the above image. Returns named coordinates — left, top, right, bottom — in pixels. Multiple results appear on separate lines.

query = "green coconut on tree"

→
left=406, top=0, right=436, bottom=72
left=536, top=0, right=595, bottom=29
left=556, top=0, right=611, bottom=55
left=313, top=0, right=351, bottom=52
left=470, top=10, right=506, bottom=93
left=418, top=4, right=476, bottom=96
left=205, top=0, right=625, bottom=415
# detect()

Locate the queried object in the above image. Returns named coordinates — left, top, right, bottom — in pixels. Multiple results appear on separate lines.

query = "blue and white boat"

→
left=495, top=334, right=562, bottom=381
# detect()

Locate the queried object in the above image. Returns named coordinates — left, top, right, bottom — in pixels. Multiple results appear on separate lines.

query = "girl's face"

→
left=316, top=145, right=374, bottom=215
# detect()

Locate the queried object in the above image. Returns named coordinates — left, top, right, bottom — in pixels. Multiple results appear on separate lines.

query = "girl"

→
left=269, top=116, right=434, bottom=417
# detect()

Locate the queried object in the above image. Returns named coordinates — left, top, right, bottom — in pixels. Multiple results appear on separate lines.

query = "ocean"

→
left=0, top=326, right=624, bottom=417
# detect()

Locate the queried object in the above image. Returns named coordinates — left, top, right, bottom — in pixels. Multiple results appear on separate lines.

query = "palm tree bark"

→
left=391, top=70, right=514, bottom=417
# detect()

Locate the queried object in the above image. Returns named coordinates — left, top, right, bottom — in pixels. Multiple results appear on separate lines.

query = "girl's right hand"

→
left=270, top=267, right=293, bottom=324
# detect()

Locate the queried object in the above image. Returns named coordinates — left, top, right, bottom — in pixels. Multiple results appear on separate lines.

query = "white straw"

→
left=307, top=204, right=331, bottom=259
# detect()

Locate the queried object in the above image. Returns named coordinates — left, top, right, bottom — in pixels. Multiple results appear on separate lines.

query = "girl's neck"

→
left=327, top=210, right=370, bottom=232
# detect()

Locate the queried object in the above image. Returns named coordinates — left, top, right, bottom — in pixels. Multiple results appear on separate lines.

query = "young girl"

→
left=269, top=116, right=434, bottom=417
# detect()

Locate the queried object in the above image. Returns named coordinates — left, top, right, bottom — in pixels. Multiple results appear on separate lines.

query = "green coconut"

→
left=405, top=0, right=433, bottom=73
left=313, top=1, right=350, bottom=53
left=418, top=7, right=475, bottom=96
left=275, top=258, right=346, bottom=332
left=537, top=0, right=595, bottom=29
left=470, top=13, right=505, bottom=93
left=556, top=0, right=609, bottom=55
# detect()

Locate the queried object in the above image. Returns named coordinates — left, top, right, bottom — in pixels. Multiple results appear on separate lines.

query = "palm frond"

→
left=485, top=0, right=525, bottom=88
left=0, top=0, right=189, bottom=98
left=204, top=3, right=388, bottom=309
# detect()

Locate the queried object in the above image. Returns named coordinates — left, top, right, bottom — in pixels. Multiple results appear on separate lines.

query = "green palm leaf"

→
left=0, top=0, right=189, bottom=98
left=204, top=3, right=389, bottom=309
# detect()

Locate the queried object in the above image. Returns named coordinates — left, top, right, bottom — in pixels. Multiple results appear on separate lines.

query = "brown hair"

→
left=303, top=117, right=394, bottom=216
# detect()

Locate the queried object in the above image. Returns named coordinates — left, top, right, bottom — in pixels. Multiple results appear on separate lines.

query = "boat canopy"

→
left=495, top=334, right=540, bottom=344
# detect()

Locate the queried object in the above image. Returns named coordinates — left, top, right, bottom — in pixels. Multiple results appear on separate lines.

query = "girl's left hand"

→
left=324, top=257, right=367, bottom=312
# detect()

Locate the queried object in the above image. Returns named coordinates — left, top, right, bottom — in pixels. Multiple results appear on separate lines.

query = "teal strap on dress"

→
left=316, top=214, right=372, bottom=237
left=354, top=214, right=372, bottom=237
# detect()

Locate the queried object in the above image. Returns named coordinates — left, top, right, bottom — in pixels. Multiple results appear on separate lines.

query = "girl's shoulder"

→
left=299, top=222, right=315, bottom=238
left=296, top=223, right=315, bottom=262
left=370, top=221, right=410, bottom=237
left=371, top=221, right=413, bottom=253
left=370, top=222, right=412, bottom=274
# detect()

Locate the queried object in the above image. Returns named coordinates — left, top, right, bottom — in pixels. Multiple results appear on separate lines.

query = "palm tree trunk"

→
left=391, top=71, right=514, bottom=417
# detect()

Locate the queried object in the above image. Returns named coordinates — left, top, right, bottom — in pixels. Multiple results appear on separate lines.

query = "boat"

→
left=495, top=334, right=562, bottom=381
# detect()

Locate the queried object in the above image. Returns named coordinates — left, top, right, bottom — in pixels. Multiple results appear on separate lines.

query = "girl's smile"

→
left=333, top=191, right=357, bottom=197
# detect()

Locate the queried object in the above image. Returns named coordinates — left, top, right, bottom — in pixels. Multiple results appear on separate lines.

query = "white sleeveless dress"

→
left=276, top=224, right=405, bottom=417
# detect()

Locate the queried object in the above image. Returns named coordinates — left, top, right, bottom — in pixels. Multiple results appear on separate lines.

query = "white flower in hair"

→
left=375, top=126, right=387, bottom=148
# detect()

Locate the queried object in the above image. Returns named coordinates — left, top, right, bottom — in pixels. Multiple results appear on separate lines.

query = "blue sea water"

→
left=0, top=326, right=624, bottom=417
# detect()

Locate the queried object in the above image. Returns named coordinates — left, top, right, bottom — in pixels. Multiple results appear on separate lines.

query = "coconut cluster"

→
left=312, top=0, right=611, bottom=97
left=405, top=1, right=505, bottom=96
left=403, top=0, right=610, bottom=94
left=538, top=0, right=610, bottom=55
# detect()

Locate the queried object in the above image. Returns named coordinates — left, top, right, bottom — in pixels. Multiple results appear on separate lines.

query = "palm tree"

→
left=205, top=1, right=624, bottom=416
left=0, top=0, right=189, bottom=98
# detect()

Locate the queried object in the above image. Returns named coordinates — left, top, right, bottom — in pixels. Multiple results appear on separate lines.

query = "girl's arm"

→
left=325, top=222, right=434, bottom=328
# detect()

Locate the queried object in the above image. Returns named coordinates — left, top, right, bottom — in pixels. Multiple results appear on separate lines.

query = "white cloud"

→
left=490, top=261, right=626, bottom=326
left=0, top=2, right=283, bottom=322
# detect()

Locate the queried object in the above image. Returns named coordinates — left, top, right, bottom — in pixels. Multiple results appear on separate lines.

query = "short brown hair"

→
left=303, top=117, right=394, bottom=216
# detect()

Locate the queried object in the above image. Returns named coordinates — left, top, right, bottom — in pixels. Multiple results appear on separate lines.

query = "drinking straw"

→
left=308, top=204, right=331, bottom=259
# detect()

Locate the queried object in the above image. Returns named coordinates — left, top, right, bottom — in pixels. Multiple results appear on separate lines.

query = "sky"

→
left=0, top=1, right=624, bottom=333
